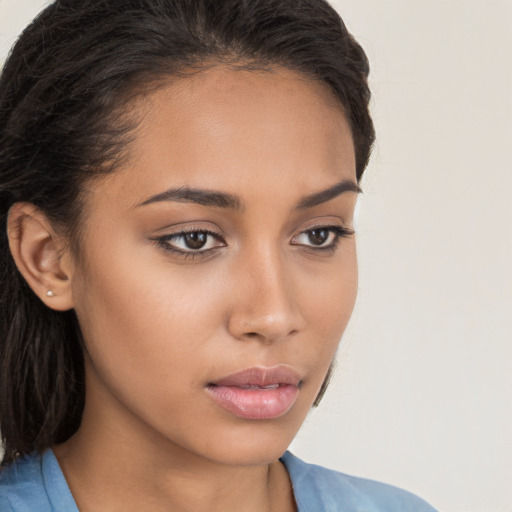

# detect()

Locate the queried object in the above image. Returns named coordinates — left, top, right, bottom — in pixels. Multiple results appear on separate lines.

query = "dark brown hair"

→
left=0, top=0, right=374, bottom=465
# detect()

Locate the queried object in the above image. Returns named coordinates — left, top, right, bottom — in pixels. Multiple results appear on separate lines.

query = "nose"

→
left=226, top=247, right=306, bottom=343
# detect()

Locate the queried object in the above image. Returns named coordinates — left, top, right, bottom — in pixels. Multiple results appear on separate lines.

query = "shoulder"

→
left=0, top=450, right=76, bottom=512
left=0, top=452, right=51, bottom=512
left=281, top=451, right=438, bottom=512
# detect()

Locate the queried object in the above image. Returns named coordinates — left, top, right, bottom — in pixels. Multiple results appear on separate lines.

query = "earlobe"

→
left=7, top=202, right=75, bottom=311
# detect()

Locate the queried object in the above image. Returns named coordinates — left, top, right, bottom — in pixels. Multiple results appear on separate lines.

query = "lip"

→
left=206, top=365, right=301, bottom=420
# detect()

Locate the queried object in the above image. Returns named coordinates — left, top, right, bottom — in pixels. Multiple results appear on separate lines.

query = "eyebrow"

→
left=138, top=186, right=243, bottom=210
left=137, top=179, right=361, bottom=210
left=296, top=179, right=361, bottom=209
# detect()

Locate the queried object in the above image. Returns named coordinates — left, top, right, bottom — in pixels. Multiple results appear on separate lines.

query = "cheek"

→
left=291, top=244, right=358, bottom=386
left=304, top=244, right=358, bottom=335
left=72, top=259, right=220, bottom=433
left=70, top=244, right=215, bottom=399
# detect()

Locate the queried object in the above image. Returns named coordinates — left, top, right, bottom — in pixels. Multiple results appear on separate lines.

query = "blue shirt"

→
left=0, top=450, right=437, bottom=511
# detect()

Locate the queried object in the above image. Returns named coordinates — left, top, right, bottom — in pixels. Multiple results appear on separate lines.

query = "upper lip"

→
left=210, top=365, right=301, bottom=387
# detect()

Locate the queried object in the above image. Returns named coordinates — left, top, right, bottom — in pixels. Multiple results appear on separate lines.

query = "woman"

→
left=0, top=0, right=437, bottom=510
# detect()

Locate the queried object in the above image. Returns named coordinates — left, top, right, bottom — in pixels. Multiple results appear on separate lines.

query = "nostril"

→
left=229, top=306, right=305, bottom=343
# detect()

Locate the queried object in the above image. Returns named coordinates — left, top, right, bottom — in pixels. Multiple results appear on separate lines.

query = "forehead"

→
left=90, top=65, right=356, bottom=209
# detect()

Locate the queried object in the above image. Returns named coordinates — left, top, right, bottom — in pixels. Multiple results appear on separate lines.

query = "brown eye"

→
left=154, top=229, right=225, bottom=256
left=290, top=225, right=353, bottom=251
left=307, top=229, right=330, bottom=246
left=184, top=232, right=208, bottom=249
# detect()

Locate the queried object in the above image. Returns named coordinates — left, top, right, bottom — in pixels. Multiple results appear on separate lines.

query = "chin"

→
left=204, top=441, right=292, bottom=468
left=188, top=413, right=304, bottom=468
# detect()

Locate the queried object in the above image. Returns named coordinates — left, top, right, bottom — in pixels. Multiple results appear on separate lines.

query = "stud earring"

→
left=46, top=290, right=56, bottom=297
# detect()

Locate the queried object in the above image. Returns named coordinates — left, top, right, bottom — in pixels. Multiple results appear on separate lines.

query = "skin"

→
left=10, top=66, right=358, bottom=511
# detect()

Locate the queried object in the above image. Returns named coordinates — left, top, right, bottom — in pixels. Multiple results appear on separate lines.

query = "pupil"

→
left=184, top=232, right=207, bottom=249
left=308, top=229, right=329, bottom=245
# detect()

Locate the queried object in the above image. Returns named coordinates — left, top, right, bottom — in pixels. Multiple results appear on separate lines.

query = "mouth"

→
left=205, top=366, right=301, bottom=420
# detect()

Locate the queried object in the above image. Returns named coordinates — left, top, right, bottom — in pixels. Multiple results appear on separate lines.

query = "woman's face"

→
left=69, top=66, right=358, bottom=466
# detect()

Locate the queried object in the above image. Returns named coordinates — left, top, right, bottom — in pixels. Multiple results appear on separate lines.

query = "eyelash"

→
left=152, top=225, right=354, bottom=259
left=151, top=229, right=224, bottom=259
left=290, top=226, right=354, bottom=253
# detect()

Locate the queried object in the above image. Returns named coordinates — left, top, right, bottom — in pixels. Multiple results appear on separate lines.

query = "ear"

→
left=7, top=202, right=75, bottom=311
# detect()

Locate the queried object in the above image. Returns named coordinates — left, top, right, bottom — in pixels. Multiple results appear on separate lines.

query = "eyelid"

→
left=151, top=227, right=226, bottom=258
left=150, top=221, right=353, bottom=259
left=294, top=222, right=355, bottom=237
left=290, top=224, right=354, bottom=249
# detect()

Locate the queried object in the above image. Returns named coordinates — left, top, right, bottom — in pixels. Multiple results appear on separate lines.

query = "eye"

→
left=291, top=226, right=353, bottom=250
left=152, top=229, right=225, bottom=256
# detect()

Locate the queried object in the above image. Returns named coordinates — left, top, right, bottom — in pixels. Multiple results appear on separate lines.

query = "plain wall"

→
left=1, top=1, right=511, bottom=511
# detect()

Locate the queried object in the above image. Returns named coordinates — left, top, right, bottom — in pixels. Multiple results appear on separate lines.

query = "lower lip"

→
left=206, top=384, right=299, bottom=420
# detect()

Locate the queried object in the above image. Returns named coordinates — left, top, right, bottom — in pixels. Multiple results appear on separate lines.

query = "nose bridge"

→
left=227, top=242, right=303, bottom=342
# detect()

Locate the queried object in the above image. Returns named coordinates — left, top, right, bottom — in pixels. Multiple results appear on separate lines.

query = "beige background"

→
left=1, top=1, right=511, bottom=511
